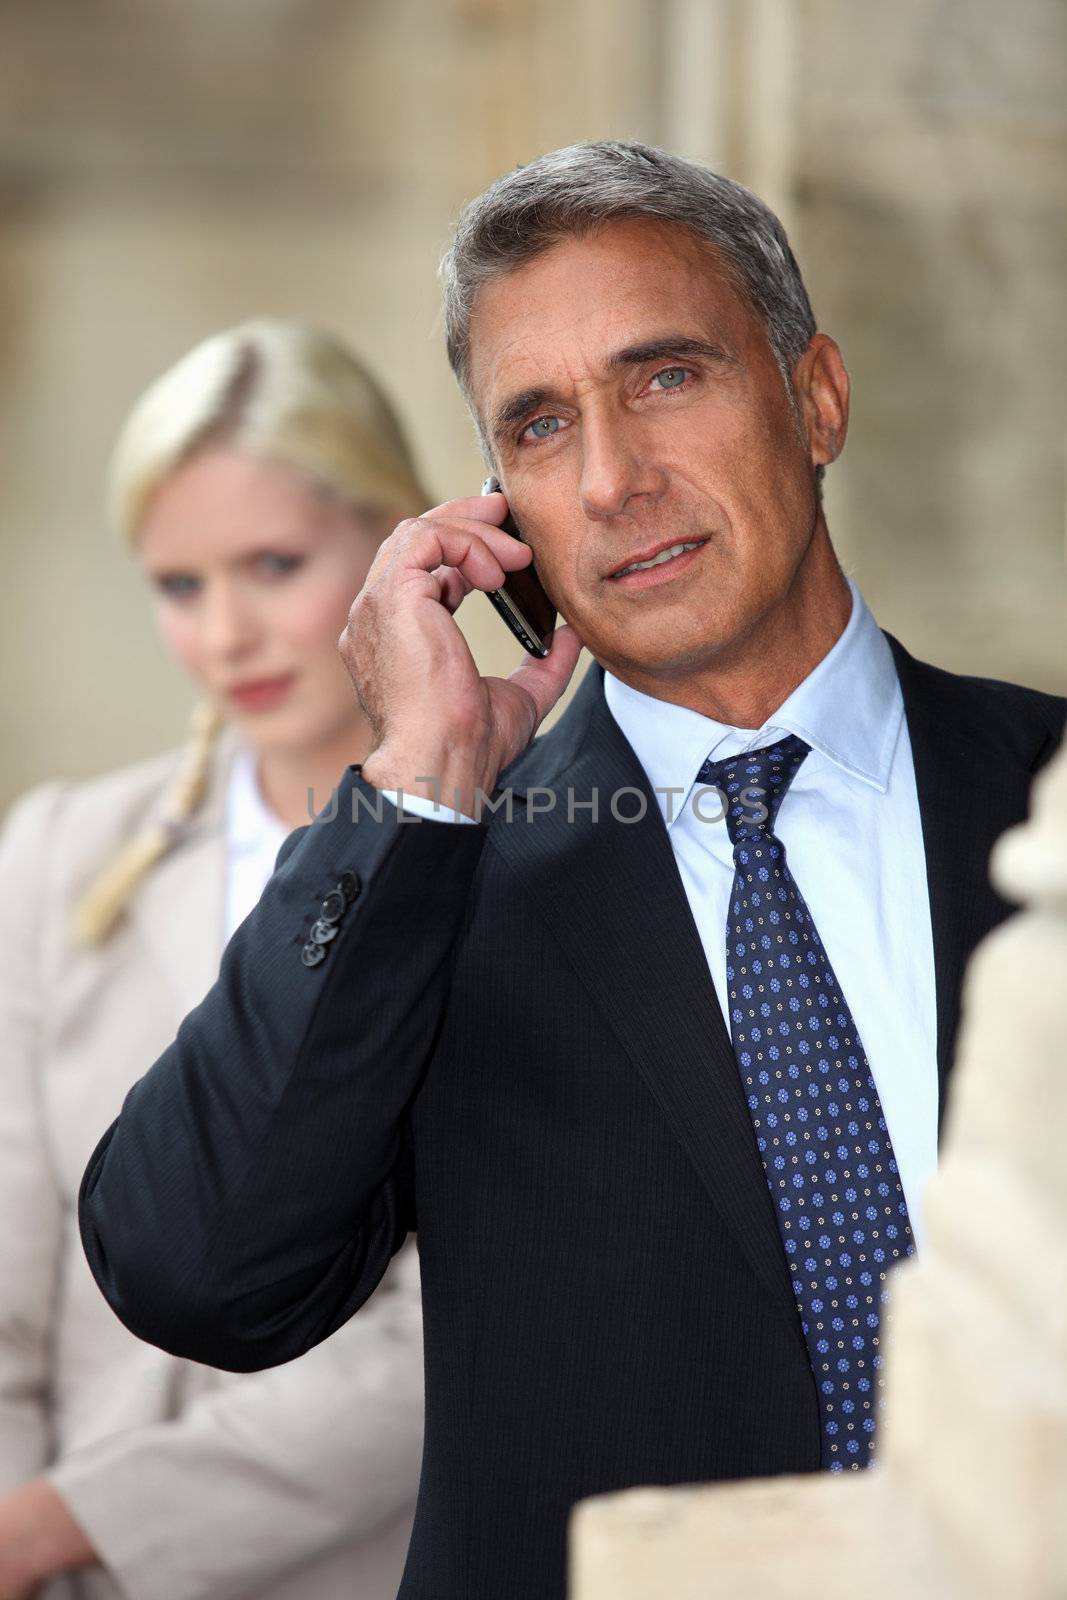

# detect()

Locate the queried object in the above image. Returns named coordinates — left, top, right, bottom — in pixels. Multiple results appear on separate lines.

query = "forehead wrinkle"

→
left=488, top=356, right=594, bottom=449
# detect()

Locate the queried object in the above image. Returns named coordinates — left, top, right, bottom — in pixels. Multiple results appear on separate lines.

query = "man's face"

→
left=468, top=217, right=834, bottom=685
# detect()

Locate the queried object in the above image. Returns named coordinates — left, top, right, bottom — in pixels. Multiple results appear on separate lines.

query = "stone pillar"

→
left=571, top=731, right=1067, bottom=1598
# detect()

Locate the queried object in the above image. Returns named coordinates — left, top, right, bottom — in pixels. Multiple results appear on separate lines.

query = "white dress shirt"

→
left=603, top=580, right=937, bottom=1246
left=224, top=744, right=290, bottom=941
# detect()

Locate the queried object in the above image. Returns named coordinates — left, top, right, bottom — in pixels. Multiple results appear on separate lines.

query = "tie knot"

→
left=697, top=733, right=810, bottom=845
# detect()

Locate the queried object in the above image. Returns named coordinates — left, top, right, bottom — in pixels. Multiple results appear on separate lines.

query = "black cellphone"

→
left=480, top=475, right=556, bottom=658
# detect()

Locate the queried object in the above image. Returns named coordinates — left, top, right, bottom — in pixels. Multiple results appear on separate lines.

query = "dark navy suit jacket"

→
left=80, top=636, right=1065, bottom=1599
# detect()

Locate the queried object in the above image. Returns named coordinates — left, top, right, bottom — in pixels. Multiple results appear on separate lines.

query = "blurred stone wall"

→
left=795, top=0, right=1067, bottom=693
left=1, top=0, right=1063, bottom=811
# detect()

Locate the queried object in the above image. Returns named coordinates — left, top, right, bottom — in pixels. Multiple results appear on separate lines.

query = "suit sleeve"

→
left=47, top=1243, right=423, bottom=1600
left=0, top=785, right=66, bottom=1491
left=79, top=768, right=487, bottom=1373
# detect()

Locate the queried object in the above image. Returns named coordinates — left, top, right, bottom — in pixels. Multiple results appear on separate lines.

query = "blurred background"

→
left=1, top=0, right=1064, bottom=810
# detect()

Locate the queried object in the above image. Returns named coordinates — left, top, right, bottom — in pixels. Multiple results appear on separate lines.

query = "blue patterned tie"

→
left=697, top=734, right=915, bottom=1470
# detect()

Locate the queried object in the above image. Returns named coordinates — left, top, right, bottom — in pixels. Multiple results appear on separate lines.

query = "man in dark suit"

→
left=80, top=142, right=1065, bottom=1599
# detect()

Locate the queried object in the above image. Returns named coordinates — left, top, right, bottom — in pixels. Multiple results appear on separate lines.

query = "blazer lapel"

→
left=887, top=634, right=1043, bottom=1133
left=492, top=672, right=804, bottom=1343
left=128, top=734, right=234, bottom=1016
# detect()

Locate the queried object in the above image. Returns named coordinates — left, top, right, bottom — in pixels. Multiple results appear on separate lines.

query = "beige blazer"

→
left=0, top=736, right=423, bottom=1600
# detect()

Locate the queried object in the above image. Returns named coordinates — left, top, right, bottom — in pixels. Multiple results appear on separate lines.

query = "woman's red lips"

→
left=226, top=674, right=296, bottom=711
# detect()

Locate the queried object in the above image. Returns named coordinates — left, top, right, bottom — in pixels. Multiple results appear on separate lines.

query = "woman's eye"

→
left=649, top=366, right=692, bottom=391
left=256, top=553, right=304, bottom=578
left=157, top=574, right=201, bottom=600
left=521, top=415, right=567, bottom=444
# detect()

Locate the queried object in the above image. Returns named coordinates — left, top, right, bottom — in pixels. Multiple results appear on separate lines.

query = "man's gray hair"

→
left=440, top=140, right=818, bottom=427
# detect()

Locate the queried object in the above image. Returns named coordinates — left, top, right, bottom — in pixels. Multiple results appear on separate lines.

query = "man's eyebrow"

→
left=490, top=385, right=557, bottom=444
left=608, top=335, right=736, bottom=370
left=489, top=337, right=735, bottom=446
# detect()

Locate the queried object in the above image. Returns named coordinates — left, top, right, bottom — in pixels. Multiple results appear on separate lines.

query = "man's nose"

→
left=578, top=412, right=667, bottom=521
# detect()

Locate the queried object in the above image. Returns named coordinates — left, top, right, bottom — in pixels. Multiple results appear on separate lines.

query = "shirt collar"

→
left=603, top=579, right=903, bottom=830
left=225, top=742, right=289, bottom=857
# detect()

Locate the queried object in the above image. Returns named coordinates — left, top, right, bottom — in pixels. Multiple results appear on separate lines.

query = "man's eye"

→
left=522, top=415, right=566, bottom=443
left=649, top=366, right=692, bottom=391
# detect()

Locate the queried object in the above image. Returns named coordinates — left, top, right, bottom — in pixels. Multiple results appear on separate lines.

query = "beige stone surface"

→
left=573, top=1472, right=951, bottom=1600
left=572, top=732, right=1067, bottom=1597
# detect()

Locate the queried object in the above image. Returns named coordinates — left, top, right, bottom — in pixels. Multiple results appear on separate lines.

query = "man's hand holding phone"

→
left=342, top=492, right=582, bottom=818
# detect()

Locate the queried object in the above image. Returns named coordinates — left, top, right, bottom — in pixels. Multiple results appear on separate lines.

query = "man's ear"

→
left=795, top=334, right=850, bottom=469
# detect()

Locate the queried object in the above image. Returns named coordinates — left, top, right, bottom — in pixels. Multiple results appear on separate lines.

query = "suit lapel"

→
left=128, top=735, right=234, bottom=1016
left=887, top=634, right=1042, bottom=1133
left=492, top=671, right=804, bottom=1342
left=493, top=639, right=1052, bottom=1318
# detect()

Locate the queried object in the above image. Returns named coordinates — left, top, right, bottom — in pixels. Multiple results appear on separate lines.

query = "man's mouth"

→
left=608, top=538, right=708, bottom=580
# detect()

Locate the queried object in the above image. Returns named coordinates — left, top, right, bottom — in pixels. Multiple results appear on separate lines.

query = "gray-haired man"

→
left=81, top=143, right=1065, bottom=1600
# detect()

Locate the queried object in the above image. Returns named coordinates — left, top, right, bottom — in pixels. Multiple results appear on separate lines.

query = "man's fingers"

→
left=346, top=516, right=533, bottom=652
left=397, top=519, right=531, bottom=593
left=421, top=491, right=508, bottom=525
left=430, top=565, right=472, bottom=614
left=412, top=514, right=533, bottom=567
left=507, top=624, right=585, bottom=728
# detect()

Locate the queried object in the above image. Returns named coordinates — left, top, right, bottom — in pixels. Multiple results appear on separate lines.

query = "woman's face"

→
left=137, top=445, right=384, bottom=757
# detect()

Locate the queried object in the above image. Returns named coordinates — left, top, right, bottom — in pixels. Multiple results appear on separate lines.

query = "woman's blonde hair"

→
left=74, top=319, right=429, bottom=945
left=109, top=318, right=429, bottom=544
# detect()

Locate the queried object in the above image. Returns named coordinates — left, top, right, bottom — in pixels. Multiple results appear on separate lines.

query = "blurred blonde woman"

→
left=0, top=321, right=429, bottom=1600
